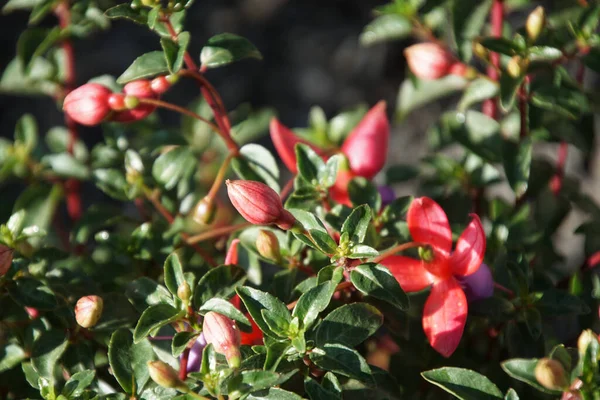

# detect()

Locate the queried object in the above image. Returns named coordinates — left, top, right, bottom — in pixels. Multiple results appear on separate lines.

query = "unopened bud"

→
left=202, top=311, right=241, bottom=368
left=226, top=180, right=296, bottom=230
left=526, top=6, right=545, bottom=43
left=108, top=93, right=126, bottom=111
left=192, top=197, right=216, bottom=225
left=535, top=358, right=568, bottom=390
left=124, top=95, right=140, bottom=109
left=577, top=329, right=599, bottom=355
left=75, top=295, right=103, bottom=328
left=256, top=230, right=282, bottom=264
left=472, top=41, right=489, bottom=60
left=150, top=76, right=171, bottom=95
left=147, top=360, right=185, bottom=389
left=177, top=282, right=191, bottom=303
left=507, top=56, right=527, bottom=78
left=112, top=80, right=157, bottom=123
left=0, top=245, right=13, bottom=276
left=404, top=43, right=455, bottom=80
left=63, top=83, right=112, bottom=126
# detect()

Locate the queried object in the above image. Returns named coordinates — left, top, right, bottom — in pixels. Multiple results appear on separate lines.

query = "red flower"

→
left=269, top=118, right=325, bottom=174
left=225, top=239, right=240, bottom=265
left=240, top=314, right=264, bottom=346
left=381, top=197, right=486, bottom=357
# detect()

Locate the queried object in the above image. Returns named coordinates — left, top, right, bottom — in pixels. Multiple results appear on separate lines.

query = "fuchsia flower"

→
left=270, top=118, right=325, bottom=174
left=63, top=83, right=112, bottom=126
left=203, top=311, right=242, bottom=368
left=382, top=197, right=486, bottom=357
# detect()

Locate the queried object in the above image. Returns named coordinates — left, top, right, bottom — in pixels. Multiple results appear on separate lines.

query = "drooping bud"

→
left=192, top=196, right=217, bottom=225
left=202, top=311, right=242, bottom=368
left=341, top=101, right=389, bottom=179
left=0, top=245, right=13, bottom=276
left=456, top=263, right=494, bottom=302
left=526, top=6, right=545, bottom=43
left=256, top=230, right=282, bottom=264
left=111, top=80, right=157, bottom=123
left=147, top=360, right=186, bottom=390
left=404, top=43, right=456, bottom=80
left=269, top=118, right=324, bottom=174
left=63, top=83, right=112, bottom=126
left=177, top=281, right=191, bottom=304
left=226, top=180, right=296, bottom=230
left=150, top=76, right=172, bottom=95
left=185, top=333, right=207, bottom=373
left=75, top=295, right=103, bottom=328
left=534, top=358, right=568, bottom=390
left=577, top=329, right=599, bottom=356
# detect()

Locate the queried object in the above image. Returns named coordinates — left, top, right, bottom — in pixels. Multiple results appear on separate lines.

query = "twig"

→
left=186, top=223, right=252, bottom=244
left=482, top=0, right=504, bottom=120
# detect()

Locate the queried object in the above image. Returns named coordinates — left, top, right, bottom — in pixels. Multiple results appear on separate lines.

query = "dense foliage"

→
left=1, top=0, right=600, bottom=399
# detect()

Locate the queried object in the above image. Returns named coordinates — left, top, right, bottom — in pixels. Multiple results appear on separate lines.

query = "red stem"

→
left=482, top=0, right=504, bottom=120
left=56, top=2, right=82, bottom=221
left=179, top=347, right=190, bottom=380
left=518, top=77, right=529, bottom=140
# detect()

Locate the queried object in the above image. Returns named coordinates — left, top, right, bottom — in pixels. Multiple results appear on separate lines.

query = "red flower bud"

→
left=270, top=118, right=325, bottom=174
left=111, top=80, right=157, bottom=123
left=341, top=101, right=389, bottom=179
left=202, top=311, right=241, bottom=368
left=63, top=83, right=112, bottom=126
left=108, top=93, right=126, bottom=111
left=0, top=245, right=13, bottom=277
left=404, top=43, right=456, bottom=80
left=150, top=76, right=171, bottom=95
left=74, top=295, right=103, bottom=328
left=226, top=180, right=296, bottom=230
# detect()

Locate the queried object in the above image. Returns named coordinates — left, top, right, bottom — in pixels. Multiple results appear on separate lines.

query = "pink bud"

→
left=404, top=43, right=456, bottom=80
left=202, top=312, right=241, bottom=368
left=63, top=83, right=112, bottom=126
left=226, top=180, right=296, bottom=230
left=75, top=295, right=103, bottom=328
left=456, top=263, right=494, bottom=302
left=270, top=118, right=325, bottom=174
left=111, top=80, right=157, bottom=123
left=150, top=76, right=171, bottom=95
left=341, top=101, right=389, bottom=179
left=0, top=245, right=13, bottom=277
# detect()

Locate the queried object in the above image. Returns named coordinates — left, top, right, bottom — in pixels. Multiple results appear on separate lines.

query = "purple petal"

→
left=185, top=333, right=206, bottom=373
left=378, top=185, right=396, bottom=207
left=456, top=263, right=494, bottom=302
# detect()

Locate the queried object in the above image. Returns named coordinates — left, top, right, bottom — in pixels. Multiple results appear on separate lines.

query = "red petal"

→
left=329, top=169, right=355, bottom=207
left=270, top=118, right=323, bottom=174
left=407, top=197, right=452, bottom=254
left=422, top=278, right=467, bottom=358
left=225, top=239, right=240, bottom=265
left=451, top=214, right=486, bottom=277
left=381, top=255, right=433, bottom=292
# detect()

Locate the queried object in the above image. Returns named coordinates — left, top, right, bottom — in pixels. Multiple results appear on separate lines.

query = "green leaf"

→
left=528, top=46, right=562, bottom=62
left=236, top=286, right=291, bottom=339
left=499, top=73, right=524, bottom=112
left=192, top=265, right=246, bottom=308
left=2, top=0, right=43, bottom=14
left=15, top=113, right=38, bottom=153
left=397, top=75, right=468, bottom=119
left=289, top=209, right=327, bottom=233
left=293, top=281, right=336, bottom=330
left=17, top=27, right=61, bottom=73
left=8, top=278, right=57, bottom=310
left=163, top=253, right=185, bottom=297
left=264, top=341, right=291, bottom=371
left=350, top=263, right=409, bottom=311
left=232, top=143, right=280, bottom=192
left=309, top=229, right=338, bottom=254
left=117, top=51, right=170, bottom=84
left=421, top=367, right=503, bottom=400
left=109, top=329, right=154, bottom=395
left=315, top=303, right=383, bottom=347
left=133, top=304, right=183, bottom=343
left=104, top=4, right=148, bottom=24
left=0, top=343, right=27, bottom=372
left=505, top=388, right=519, bottom=400
left=458, top=78, right=499, bottom=111
left=262, top=309, right=291, bottom=337
left=295, top=143, right=325, bottom=185
left=93, top=169, right=129, bottom=201
left=347, top=244, right=379, bottom=259
left=444, top=110, right=503, bottom=163
left=501, top=359, right=560, bottom=394
left=46, top=126, right=88, bottom=161
left=503, top=138, right=531, bottom=198
left=199, top=298, right=252, bottom=331
left=523, top=308, right=542, bottom=340
left=152, top=146, right=196, bottom=190
left=583, top=47, right=600, bottom=73
left=62, top=370, right=96, bottom=398
left=452, top=0, right=492, bottom=61
left=359, top=14, right=412, bottom=46
left=42, top=153, right=90, bottom=179
left=305, top=377, right=342, bottom=400
left=31, top=330, right=68, bottom=382
left=310, top=344, right=372, bottom=382
left=535, top=289, right=590, bottom=316
left=126, top=277, right=174, bottom=311
left=160, top=32, right=190, bottom=74
left=531, top=85, right=589, bottom=119
left=200, top=33, right=262, bottom=68
left=341, top=205, right=372, bottom=244
left=479, top=37, right=522, bottom=55
left=171, top=331, right=198, bottom=357
left=320, top=155, right=342, bottom=188
left=246, top=388, right=304, bottom=400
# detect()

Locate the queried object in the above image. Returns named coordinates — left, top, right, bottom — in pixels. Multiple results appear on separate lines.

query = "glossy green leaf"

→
left=61, top=370, right=96, bottom=398
left=315, top=303, right=383, bottom=347
left=479, top=37, right=522, bottom=55
left=193, top=265, right=246, bottom=308
left=0, top=343, right=27, bottom=373
left=293, top=281, right=336, bottom=330
left=309, top=344, right=372, bottom=382
left=104, top=4, right=148, bottom=24
left=232, top=143, right=280, bottom=193
left=109, top=329, right=154, bottom=395
left=133, top=304, right=183, bottom=343
left=499, top=73, right=524, bottom=112
left=360, top=14, right=412, bottom=46
left=163, top=253, right=185, bottom=297
left=171, top=331, right=198, bottom=357
left=341, top=205, right=372, bottom=244
left=503, top=138, right=531, bottom=198
left=199, top=297, right=252, bottom=331
left=8, top=278, right=57, bottom=310
left=31, top=330, right=68, bottom=382
left=236, top=286, right=291, bottom=339
left=42, top=153, right=90, bottom=179
left=504, top=388, right=519, bottom=400
left=17, top=27, right=60, bottom=73
left=160, top=32, right=190, bottom=74
left=501, top=359, right=560, bottom=394
left=117, top=51, right=170, bottom=84
left=421, top=367, right=503, bottom=399
left=350, top=263, right=409, bottom=311
left=458, top=78, right=499, bottom=111
left=452, top=0, right=492, bottom=60
left=126, top=277, right=174, bottom=311
left=200, top=33, right=262, bottom=68
left=152, top=146, right=196, bottom=190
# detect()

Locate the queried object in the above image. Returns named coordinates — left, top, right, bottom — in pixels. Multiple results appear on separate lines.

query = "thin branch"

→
left=186, top=222, right=252, bottom=244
